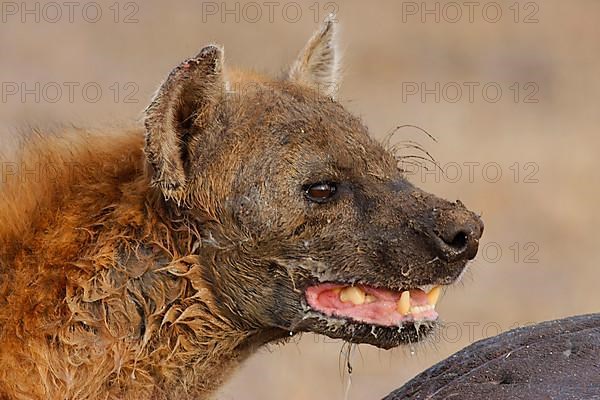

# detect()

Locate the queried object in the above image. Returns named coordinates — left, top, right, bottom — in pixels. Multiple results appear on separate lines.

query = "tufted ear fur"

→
left=144, top=45, right=225, bottom=204
left=288, top=15, right=340, bottom=98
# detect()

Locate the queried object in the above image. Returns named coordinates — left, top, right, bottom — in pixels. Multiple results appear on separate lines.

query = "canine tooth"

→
left=339, top=286, right=366, bottom=305
left=398, top=291, right=410, bottom=315
left=427, top=286, right=441, bottom=306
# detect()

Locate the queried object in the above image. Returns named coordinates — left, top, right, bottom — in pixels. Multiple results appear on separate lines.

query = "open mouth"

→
left=305, top=283, right=441, bottom=327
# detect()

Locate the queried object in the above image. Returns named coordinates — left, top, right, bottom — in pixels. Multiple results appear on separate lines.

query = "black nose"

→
left=431, top=204, right=484, bottom=262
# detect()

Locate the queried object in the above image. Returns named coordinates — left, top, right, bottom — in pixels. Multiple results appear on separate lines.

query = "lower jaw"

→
left=296, top=312, right=437, bottom=349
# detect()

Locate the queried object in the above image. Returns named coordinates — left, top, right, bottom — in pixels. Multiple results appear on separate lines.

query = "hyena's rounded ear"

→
left=288, top=14, right=340, bottom=98
left=144, top=45, right=225, bottom=204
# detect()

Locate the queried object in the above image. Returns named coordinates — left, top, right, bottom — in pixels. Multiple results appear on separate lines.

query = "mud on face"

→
left=144, top=19, right=484, bottom=349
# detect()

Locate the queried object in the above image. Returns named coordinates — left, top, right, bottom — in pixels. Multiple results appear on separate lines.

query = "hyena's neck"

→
left=0, top=130, right=257, bottom=399
left=64, top=191, right=260, bottom=398
left=74, top=184, right=260, bottom=398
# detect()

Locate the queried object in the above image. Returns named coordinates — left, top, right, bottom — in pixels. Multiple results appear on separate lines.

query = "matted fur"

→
left=0, top=128, right=256, bottom=399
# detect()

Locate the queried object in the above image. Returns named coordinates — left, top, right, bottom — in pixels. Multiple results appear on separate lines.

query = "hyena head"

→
left=144, top=18, right=483, bottom=349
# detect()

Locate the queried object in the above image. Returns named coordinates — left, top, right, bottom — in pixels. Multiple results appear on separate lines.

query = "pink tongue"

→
left=305, top=283, right=437, bottom=327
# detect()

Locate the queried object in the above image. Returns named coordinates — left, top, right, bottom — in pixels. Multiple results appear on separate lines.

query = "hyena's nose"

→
left=430, top=204, right=484, bottom=262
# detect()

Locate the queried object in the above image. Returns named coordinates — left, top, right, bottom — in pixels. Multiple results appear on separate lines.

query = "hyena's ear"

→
left=144, top=45, right=225, bottom=204
left=288, top=15, right=340, bottom=98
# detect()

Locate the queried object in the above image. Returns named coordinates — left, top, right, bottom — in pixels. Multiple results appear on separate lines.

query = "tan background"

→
left=1, top=1, right=599, bottom=399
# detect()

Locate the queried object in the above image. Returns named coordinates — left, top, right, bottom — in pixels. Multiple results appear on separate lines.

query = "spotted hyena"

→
left=0, top=17, right=483, bottom=400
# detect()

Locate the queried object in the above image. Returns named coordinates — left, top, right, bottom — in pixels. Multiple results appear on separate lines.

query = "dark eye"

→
left=304, top=182, right=337, bottom=203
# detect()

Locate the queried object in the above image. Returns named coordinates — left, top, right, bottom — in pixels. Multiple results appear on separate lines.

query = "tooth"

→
left=365, top=294, right=377, bottom=304
left=427, top=286, right=441, bottom=306
left=398, top=291, right=410, bottom=315
left=339, top=286, right=366, bottom=305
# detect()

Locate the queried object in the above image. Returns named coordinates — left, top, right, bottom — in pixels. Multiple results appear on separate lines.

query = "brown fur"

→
left=0, top=19, right=483, bottom=399
left=0, top=130, right=249, bottom=399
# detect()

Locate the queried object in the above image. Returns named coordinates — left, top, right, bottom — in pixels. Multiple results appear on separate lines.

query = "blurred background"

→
left=1, top=1, right=599, bottom=398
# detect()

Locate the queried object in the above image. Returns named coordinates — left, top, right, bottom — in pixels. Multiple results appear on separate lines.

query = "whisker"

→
left=396, top=154, right=443, bottom=173
left=390, top=142, right=437, bottom=164
left=394, top=124, right=438, bottom=143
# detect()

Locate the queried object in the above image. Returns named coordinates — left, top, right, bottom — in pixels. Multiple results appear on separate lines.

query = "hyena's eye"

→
left=304, top=182, right=337, bottom=203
